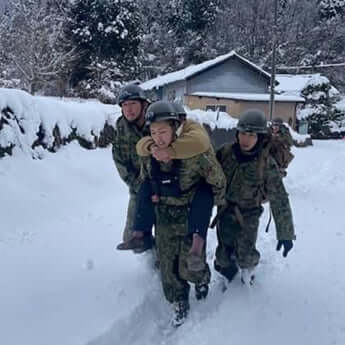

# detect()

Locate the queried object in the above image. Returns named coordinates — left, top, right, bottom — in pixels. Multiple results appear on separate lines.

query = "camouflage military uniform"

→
left=270, top=125, right=295, bottom=172
left=215, top=142, right=296, bottom=271
left=141, top=148, right=226, bottom=303
left=112, top=116, right=149, bottom=241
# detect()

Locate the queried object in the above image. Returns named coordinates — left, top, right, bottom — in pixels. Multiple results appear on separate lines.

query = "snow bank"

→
left=0, top=88, right=310, bottom=159
left=288, top=125, right=311, bottom=144
left=0, top=88, right=240, bottom=159
left=186, top=107, right=238, bottom=130
left=0, top=88, right=120, bottom=158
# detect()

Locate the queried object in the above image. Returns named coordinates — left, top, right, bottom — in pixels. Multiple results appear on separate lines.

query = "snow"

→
left=140, top=51, right=271, bottom=90
left=0, top=88, right=121, bottom=156
left=276, top=73, right=339, bottom=98
left=186, top=107, right=238, bottom=130
left=1, top=89, right=309, bottom=157
left=276, top=74, right=317, bottom=96
left=190, top=91, right=304, bottom=102
left=1, top=138, right=345, bottom=345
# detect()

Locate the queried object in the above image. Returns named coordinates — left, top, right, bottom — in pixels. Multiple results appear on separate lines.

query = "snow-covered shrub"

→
left=0, top=88, right=120, bottom=158
left=298, top=74, right=345, bottom=138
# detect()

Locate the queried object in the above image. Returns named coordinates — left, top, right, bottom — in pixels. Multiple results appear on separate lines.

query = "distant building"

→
left=141, top=51, right=305, bottom=129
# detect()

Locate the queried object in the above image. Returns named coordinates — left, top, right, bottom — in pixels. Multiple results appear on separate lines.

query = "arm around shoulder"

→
left=136, top=136, right=154, bottom=157
left=169, top=120, right=211, bottom=159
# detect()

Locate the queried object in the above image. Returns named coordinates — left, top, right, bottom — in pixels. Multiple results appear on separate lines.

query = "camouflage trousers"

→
left=215, top=206, right=263, bottom=270
left=155, top=204, right=210, bottom=304
left=122, top=192, right=137, bottom=242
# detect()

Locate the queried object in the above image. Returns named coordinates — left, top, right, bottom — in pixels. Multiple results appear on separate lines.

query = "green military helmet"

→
left=172, top=102, right=187, bottom=119
left=272, top=117, right=284, bottom=126
left=237, top=109, right=267, bottom=133
left=145, top=101, right=181, bottom=126
left=117, top=84, right=149, bottom=106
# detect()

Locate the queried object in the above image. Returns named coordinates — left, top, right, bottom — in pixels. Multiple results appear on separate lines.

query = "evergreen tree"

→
left=166, top=0, right=220, bottom=65
left=137, top=0, right=179, bottom=79
left=66, top=0, right=142, bottom=89
left=300, top=75, right=344, bottom=137
left=1, top=0, right=345, bottom=95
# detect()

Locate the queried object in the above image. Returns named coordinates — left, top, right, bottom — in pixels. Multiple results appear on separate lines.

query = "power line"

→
left=277, top=62, right=345, bottom=70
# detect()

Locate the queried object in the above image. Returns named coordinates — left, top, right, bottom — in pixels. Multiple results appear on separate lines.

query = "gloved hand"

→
left=276, top=240, right=293, bottom=257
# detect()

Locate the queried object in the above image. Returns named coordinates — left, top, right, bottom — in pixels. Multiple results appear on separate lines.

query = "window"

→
left=206, top=105, right=227, bottom=112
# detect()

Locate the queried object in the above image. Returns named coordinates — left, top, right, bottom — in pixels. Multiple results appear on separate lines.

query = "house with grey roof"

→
left=140, top=51, right=305, bottom=129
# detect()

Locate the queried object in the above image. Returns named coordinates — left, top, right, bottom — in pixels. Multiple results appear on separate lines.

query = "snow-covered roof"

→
left=140, top=51, right=271, bottom=90
left=276, top=74, right=315, bottom=95
left=190, top=92, right=305, bottom=103
left=276, top=73, right=339, bottom=97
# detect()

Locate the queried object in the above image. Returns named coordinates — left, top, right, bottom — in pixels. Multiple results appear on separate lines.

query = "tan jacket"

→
left=136, top=119, right=211, bottom=159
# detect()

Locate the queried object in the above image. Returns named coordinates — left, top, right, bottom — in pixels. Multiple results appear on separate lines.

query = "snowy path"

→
left=1, top=141, right=345, bottom=345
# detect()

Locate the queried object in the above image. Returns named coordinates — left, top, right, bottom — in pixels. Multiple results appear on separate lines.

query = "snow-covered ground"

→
left=1, top=139, right=345, bottom=345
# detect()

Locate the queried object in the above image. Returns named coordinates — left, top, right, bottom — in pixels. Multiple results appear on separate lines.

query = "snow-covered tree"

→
left=0, top=0, right=77, bottom=94
left=66, top=0, right=142, bottom=93
left=166, top=0, right=220, bottom=65
left=1, top=0, right=345, bottom=96
left=299, top=75, right=344, bottom=137
left=136, top=0, right=179, bottom=79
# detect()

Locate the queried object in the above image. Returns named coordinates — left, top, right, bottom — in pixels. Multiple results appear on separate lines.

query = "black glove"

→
left=276, top=240, right=293, bottom=257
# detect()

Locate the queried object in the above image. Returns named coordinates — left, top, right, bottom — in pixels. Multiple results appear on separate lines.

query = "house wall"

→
left=160, top=80, right=187, bottom=102
left=237, top=101, right=297, bottom=127
left=187, top=58, right=269, bottom=94
left=185, top=95, right=298, bottom=128
left=186, top=95, right=241, bottom=115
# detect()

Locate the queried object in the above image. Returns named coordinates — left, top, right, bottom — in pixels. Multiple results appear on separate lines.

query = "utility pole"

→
left=269, top=0, right=278, bottom=121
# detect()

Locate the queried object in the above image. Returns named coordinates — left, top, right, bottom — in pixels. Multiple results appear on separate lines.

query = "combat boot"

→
left=195, top=283, right=209, bottom=300
left=171, top=300, right=190, bottom=327
left=132, top=234, right=154, bottom=254
left=116, top=233, right=153, bottom=253
left=214, top=261, right=239, bottom=283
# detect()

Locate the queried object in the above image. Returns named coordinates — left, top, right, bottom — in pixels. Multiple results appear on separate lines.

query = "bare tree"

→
left=0, top=0, right=78, bottom=94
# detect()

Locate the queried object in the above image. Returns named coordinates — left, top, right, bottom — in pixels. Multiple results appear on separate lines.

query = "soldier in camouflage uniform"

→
left=116, top=102, right=214, bottom=253
left=111, top=84, right=152, bottom=246
left=269, top=117, right=295, bottom=177
left=141, top=101, right=226, bottom=327
left=214, top=109, right=296, bottom=285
